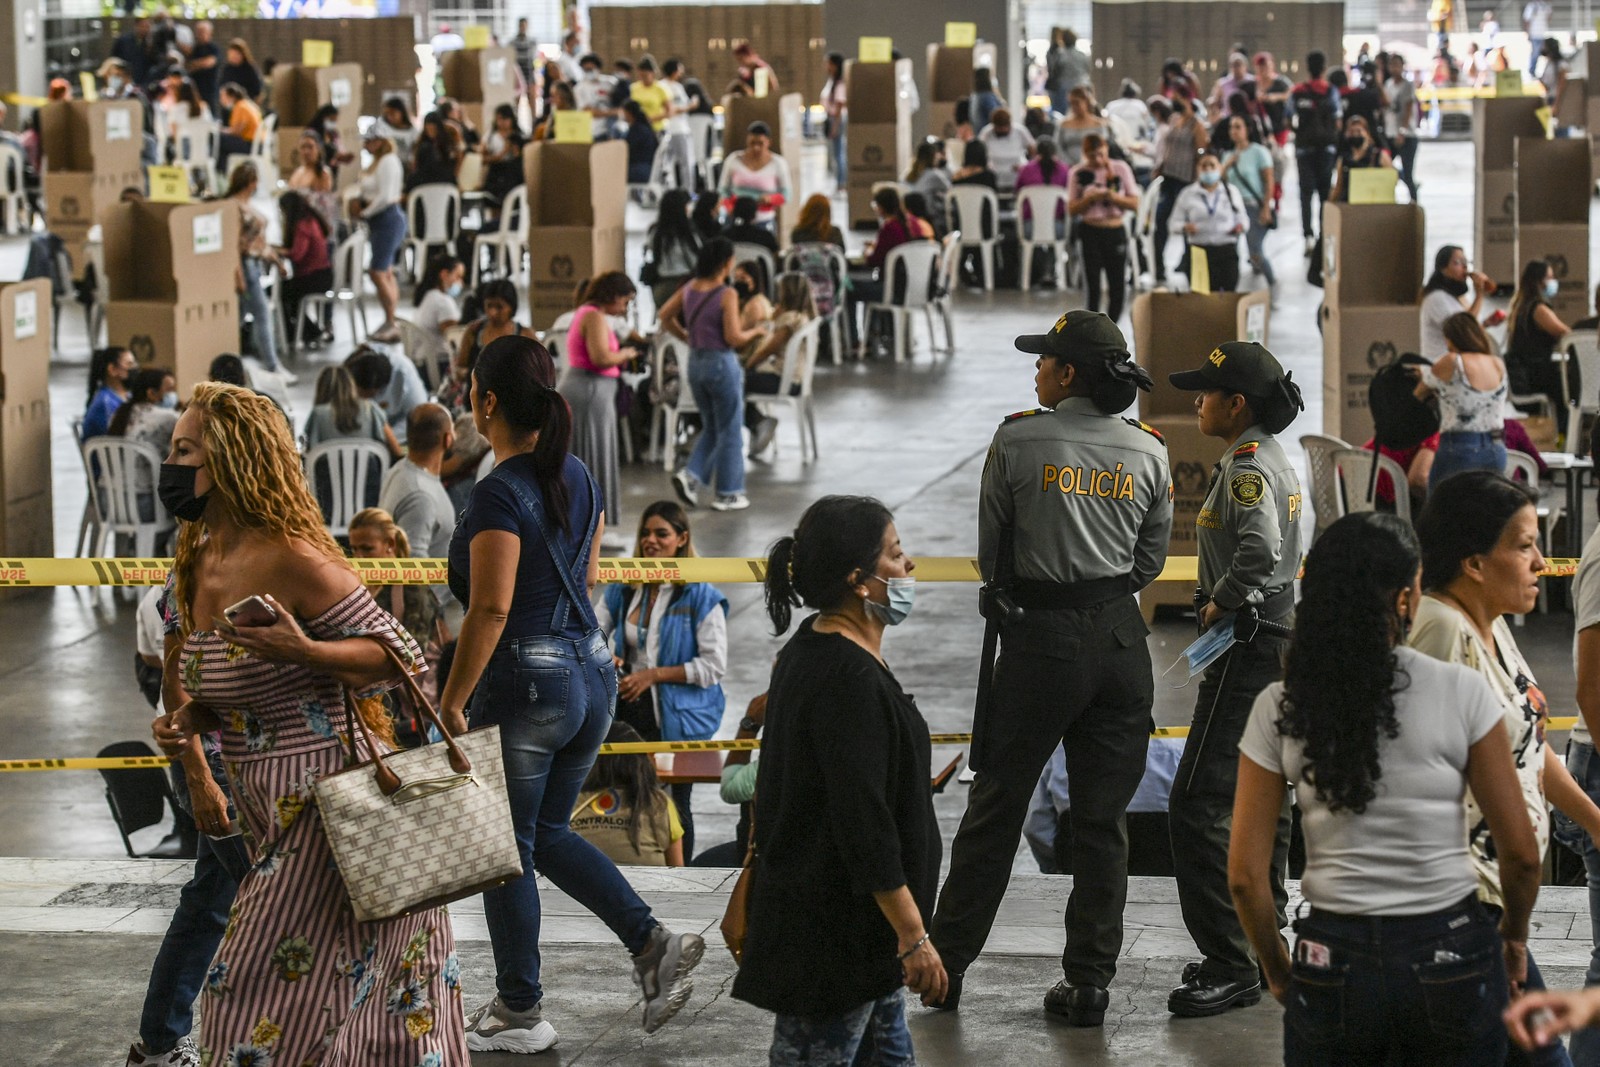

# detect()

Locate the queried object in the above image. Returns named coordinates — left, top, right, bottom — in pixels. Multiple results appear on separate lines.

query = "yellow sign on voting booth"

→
left=858, top=37, right=894, bottom=63
left=78, top=72, right=98, bottom=102
left=463, top=25, right=491, bottom=49
left=945, top=23, right=977, bottom=47
left=1495, top=69, right=1524, bottom=97
left=302, top=40, right=334, bottom=68
left=1348, top=168, right=1399, bottom=204
left=753, top=67, right=770, bottom=97
left=553, top=110, right=594, bottom=144
left=146, top=166, right=190, bottom=203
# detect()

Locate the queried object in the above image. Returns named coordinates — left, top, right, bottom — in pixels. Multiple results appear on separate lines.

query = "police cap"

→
left=1015, top=309, right=1129, bottom=364
left=1168, top=341, right=1285, bottom=396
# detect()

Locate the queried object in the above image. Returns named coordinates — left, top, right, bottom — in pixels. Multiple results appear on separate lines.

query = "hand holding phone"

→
left=224, top=595, right=279, bottom=628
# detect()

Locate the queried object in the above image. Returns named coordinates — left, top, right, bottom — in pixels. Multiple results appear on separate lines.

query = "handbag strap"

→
left=338, top=638, right=473, bottom=797
left=488, top=460, right=600, bottom=633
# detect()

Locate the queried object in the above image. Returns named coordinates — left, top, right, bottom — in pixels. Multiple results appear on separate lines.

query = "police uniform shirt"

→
left=980, top=396, right=1174, bottom=587
left=1195, top=426, right=1303, bottom=612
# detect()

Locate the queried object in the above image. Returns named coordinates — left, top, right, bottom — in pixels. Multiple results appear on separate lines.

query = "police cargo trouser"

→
left=1170, top=631, right=1291, bottom=983
left=932, top=594, right=1153, bottom=990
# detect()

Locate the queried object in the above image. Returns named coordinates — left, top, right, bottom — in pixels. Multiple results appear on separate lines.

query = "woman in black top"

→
left=733, top=495, right=946, bottom=1064
left=1506, top=257, right=1575, bottom=434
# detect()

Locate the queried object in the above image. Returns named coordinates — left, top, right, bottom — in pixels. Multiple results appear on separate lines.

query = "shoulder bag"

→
left=720, top=796, right=756, bottom=964
left=313, top=641, right=522, bottom=922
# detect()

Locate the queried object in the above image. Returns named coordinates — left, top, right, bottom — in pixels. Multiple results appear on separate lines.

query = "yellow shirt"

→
left=631, top=80, right=672, bottom=132
left=571, top=788, right=683, bottom=866
left=231, top=98, right=262, bottom=142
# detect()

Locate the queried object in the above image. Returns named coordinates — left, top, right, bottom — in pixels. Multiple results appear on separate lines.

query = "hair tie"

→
left=1104, top=357, right=1154, bottom=392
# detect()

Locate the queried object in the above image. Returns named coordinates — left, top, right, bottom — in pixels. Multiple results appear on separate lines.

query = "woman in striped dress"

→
left=151, top=382, right=468, bottom=1066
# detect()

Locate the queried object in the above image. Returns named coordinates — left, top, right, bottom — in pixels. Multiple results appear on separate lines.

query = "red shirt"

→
left=866, top=215, right=933, bottom=270
left=286, top=216, right=330, bottom=275
left=1363, top=434, right=1439, bottom=505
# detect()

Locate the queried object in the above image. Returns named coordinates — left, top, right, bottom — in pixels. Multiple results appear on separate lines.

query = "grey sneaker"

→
left=632, top=925, right=705, bottom=1033
left=671, top=469, right=700, bottom=508
left=464, top=996, right=559, bottom=1054
left=711, top=493, right=751, bottom=512
left=125, top=1038, right=199, bottom=1067
left=750, top=416, right=779, bottom=456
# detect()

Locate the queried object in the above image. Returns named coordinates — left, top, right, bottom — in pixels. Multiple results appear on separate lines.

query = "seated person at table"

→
left=904, top=192, right=940, bottom=242
left=346, top=344, right=429, bottom=443
left=848, top=187, right=934, bottom=351
left=977, top=107, right=1036, bottom=193
left=743, top=274, right=817, bottom=457
left=452, top=279, right=534, bottom=393
left=905, top=139, right=952, bottom=239
left=1024, top=738, right=1185, bottom=876
left=571, top=722, right=687, bottom=868
left=723, top=195, right=779, bottom=255
left=952, top=139, right=999, bottom=190
left=411, top=252, right=463, bottom=384
left=302, top=364, right=400, bottom=458
left=1362, top=433, right=1438, bottom=512
left=734, top=259, right=773, bottom=332
left=790, top=192, right=845, bottom=249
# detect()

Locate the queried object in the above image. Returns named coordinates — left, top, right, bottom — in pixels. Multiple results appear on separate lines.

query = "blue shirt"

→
left=372, top=349, right=429, bottom=441
left=448, top=452, right=597, bottom=640
left=83, top=386, right=125, bottom=440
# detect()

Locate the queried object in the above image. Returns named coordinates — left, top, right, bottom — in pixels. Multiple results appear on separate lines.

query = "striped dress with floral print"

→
left=183, top=587, right=469, bottom=1067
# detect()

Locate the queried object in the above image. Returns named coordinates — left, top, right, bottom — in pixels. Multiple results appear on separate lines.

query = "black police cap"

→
left=1015, top=309, right=1129, bottom=364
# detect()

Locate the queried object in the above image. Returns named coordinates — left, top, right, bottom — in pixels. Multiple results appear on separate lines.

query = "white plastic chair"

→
left=947, top=186, right=1000, bottom=291
left=687, top=114, right=716, bottom=186
left=1333, top=447, right=1410, bottom=522
left=301, top=229, right=370, bottom=345
left=303, top=439, right=391, bottom=538
left=628, top=143, right=675, bottom=207
left=471, top=184, right=528, bottom=286
left=1299, top=433, right=1352, bottom=541
left=0, top=142, right=28, bottom=235
left=863, top=242, right=942, bottom=363
left=1016, top=187, right=1071, bottom=291
left=174, top=119, right=220, bottom=195
left=1135, top=176, right=1164, bottom=285
left=782, top=242, right=851, bottom=364
left=731, top=242, right=777, bottom=300
left=393, top=317, right=447, bottom=393
left=649, top=333, right=698, bottom=471
left=72, top=418, right=103, bottom=557
left=749, top=317, right=824, bottom=462
left=81, top=438, right=175, bottom=557
left=931, top=230, right=962, bottom=355
left=251, top=112, right=277, bottom=163
left=404, top=183, right=462, bottom=282
left=1507, top=449, right=1557, bottom=613
left=1560, top=335, right=1600, bottom=428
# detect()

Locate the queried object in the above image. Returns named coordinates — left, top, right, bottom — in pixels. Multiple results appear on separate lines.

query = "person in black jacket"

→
left=732, top=495, right=946, bottom=1064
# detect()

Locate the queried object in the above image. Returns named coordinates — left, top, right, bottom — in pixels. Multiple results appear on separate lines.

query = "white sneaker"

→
left=632, top=925, right=706, bottom=1033
left=125, top=1038, right=199, bottom=1067
left=671, top=470, right=700, bottom=508
left=464, top=996, right=560, bottom=1054
left=711, top=493, right=751, bottom=512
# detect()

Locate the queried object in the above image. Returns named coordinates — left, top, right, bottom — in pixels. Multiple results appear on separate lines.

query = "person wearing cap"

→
left=929, top=310, right=1173, bottom=1025
left=1164, top=340, right=1304, bottom=1019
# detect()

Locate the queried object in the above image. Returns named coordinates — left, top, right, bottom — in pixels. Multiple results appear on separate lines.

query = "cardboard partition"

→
left=925, top=101, right=961, bottom=141
left=845, top=59, right=911, bottom=125
left=43, top=170, right=138, bottom=276
left=1475, top=168, right=1519, bottom=284
left=0, top=279, right=53, bottom=567
left=1137, top=414, right=1212, bottom=617
left=1515, top=223, right=1591, bottom=323
left=1130, top=290, right=1272, bottom=418
left=106, top=296, right=240, bottom=396
left=1320, top=203, right=1425, bottom=308
left=717, top=93, right=805, bottom=242
left=526, top=225, right=627, bottom=331
left=523, top=141, right=627, bottom=230
left=442, top=47, right=518, bottom=109
left=927, top=45, right=974, bottom=102
left=1474, top=97, right=1548, bottom=172
left=1319, top=304, right=1421, bottom=444
left=39, top=100, right=143, bottom=174
left=101, top=201, right=240, bottom=304
left=270, top=63, right=364, bottom=126
left=1559, top=80, right=1589, bottom=127
left=1516, top=136, right=1592, bottom=222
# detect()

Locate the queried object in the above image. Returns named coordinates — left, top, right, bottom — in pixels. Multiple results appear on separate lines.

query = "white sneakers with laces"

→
left=463, top=996, right=559, bottom=1054
left=124, top=1038, right=199, bottom=1067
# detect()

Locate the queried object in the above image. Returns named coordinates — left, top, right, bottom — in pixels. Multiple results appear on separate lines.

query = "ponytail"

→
left=473, top=335, right=573, bottom=531
left=763, top=496, right=895, bottom=635
left=764, top=536, right=801, bottom=634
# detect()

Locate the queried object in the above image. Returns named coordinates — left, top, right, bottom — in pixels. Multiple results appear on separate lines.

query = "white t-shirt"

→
left=979, top=126, right=1037, bottom=192
left=1572, top=522, right=1600, bottom=744
left=1525, top=2, right=1553, bottom=37
left=1239, top=646, right=1503, bottom=915
left=1409, top=595, right=1552, bottom=908
left=664, top=80, right=691, bottom=136
left=1420, top=288, right=1464, bottom=363
left=414, top=288, right=460, bottom=373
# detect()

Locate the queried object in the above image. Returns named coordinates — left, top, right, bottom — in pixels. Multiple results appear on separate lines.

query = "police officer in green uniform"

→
left=930, top=310, right=1174, bottom=1024
left=1164, top=341, right=1304, bottom=1017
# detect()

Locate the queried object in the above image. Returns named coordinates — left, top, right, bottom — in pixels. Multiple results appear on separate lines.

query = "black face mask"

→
left=733, top=281, right=754, bottom=300
left=158, top=462, right=210, bottom=522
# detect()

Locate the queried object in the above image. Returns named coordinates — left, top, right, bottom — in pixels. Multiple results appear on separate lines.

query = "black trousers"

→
left=1187, top=242, right=1240, bottom=293
left=932, top=594, right=1153, bottom=989
left=1080, top=224, right=1128, bottom=322
left=1170, top=635, right=1291, bottom=982
left=1296, top=147, right=1336, bottom=239
left=1153, top=178, right=1189, bottom=281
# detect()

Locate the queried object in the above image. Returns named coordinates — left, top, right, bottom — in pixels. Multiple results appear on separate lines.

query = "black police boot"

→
left=1043, top=980, right=1109, bottom=1026
left=1167, top=961, right=1262, bottom=1017
left=928, top=970, right=963, bottom=1012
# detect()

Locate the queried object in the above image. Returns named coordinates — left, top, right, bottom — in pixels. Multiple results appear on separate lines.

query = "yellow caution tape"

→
left=2, top=93, right=50, bottom=107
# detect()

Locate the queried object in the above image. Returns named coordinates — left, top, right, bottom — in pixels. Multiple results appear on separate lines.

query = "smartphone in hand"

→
left=224, top=595, right=279, bottom=628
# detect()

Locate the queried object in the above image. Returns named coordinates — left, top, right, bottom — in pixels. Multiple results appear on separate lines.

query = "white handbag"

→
left=313, top=643, right=522, bottom=922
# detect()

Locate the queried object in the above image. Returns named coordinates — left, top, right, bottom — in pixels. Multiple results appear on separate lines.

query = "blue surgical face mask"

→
left=1544, top=278, right=1560, bottom=300
left=865, top=574, right=915, bottom=626
left=160, top=390, right=178, bottom=409
left=1162, top=614, right=1236, bottom=687
left=1198, top=170, right=1221, bottom=187
left=447, top=281, right=464, bottom=298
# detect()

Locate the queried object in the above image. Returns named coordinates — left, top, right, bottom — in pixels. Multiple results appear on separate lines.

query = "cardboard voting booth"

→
left=1515, top=136, right=1592, bottom=324
left=0, top=279, right=53, bottom=577
left=1474, top=97, right=1547, bottom=285
left=271, top=63, right=363, bottom=188
left=719, top=93, right=805, bottom=243
left=924, top=42, right=998, bottom=140
left=40, top=100, right=145, bottom=277
left=101, top=201, right=241, bottom=392
left=443, top=47, right=519, bottom=131
left=524, top=141, right=628, bottom=331
left=1319, top=203, right=1426, bottom=444
left=844, top=58, right=913, bottom=228
left=1130, top=289, right=1271, bottom=617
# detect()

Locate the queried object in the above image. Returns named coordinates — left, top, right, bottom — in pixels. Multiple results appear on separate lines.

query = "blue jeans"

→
left=240, top=257, right=279, bottom=370
left=1563, top=740, right=1600, bottom=1066
left=829, top=113, right=848, bottom=186
left=1244, top=210, right=1276, bottom=285
left=1284, top=896, right=1508, bottom=1067
left=471, top=628, right=657, bottom=1012
left=1519, top=952, right=1576, bottom=1067
left=770, top=991, right=915, bottom=1067
left=1431, top=431, right=1507, bottom=490
left=685, top=347, right=745, bottom=496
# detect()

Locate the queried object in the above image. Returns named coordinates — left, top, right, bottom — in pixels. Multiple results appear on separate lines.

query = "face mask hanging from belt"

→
left=1162, top=614, right=1238, bottom=688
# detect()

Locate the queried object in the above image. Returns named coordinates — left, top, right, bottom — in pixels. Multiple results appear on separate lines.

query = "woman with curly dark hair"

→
left=1228, top=511, right=1538, bottom=1067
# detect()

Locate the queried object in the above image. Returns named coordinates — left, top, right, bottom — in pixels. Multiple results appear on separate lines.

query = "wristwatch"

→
left=738, top=716, right=762, bottom=734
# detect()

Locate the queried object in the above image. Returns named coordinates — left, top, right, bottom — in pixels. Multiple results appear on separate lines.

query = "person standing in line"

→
left=509, top=18, right=538, bottom=115
left=559, top=271, right=641, bottom=534
left=821, top=52, right=848, bottom=188
left=1044, top=28, right=1091, bottom=115
left=1067, top=134, right=1138, bottom=322
left=1151, top=94, right=1208, bottom=284
left=659, top=238, right=765, bottom=513
left=1172, top=151, right=1249, bottom=293
left=1220, top=116, right=1278, bottom=298
left=1229, top=512, right=1540, bottom=1067
left=929, top=311, right=1173, bottom=1023
left=1525, top=1, right=1554, bottom=76
left=1384, top=52, right=1422, bottom=201
left=1253, top=52, right=1294, bottom=149
left=1290, top=51, right=1342, bottom=252
left=1420, top=245, right=1496, bottom=362
left=1164, top=342, right=1305, bottom=1017
left=733, top=495, right=945, bottom=1063
left=441, top=336, right=705, bottom=1053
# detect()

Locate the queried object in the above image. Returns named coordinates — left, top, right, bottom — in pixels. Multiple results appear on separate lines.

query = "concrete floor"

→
left=1, top=138, right=1597, bottom=1064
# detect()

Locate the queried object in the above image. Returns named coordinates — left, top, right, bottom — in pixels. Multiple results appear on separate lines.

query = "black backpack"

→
left=1369, top=353, right=1441, bottom=451
left=1293, top=84, right=1341, bottom=148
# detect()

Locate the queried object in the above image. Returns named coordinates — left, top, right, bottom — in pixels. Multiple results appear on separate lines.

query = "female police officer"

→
left=930, top=310, right=1173, bottom=1024
left=1164, top=341, right=1304, bottom=1018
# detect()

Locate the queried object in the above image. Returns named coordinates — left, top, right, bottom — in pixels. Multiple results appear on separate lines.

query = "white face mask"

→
left=108, top=76, right=125, bottom=92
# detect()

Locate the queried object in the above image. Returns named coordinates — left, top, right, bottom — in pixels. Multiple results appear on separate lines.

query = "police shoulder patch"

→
left=1230, top=471, right=1266, bottom=507
left=1233, top=440, right=1260, bottom=458
left=1003, top=408, right=1043, bottom=424
left=1124, top=417, right=1167, bottom=445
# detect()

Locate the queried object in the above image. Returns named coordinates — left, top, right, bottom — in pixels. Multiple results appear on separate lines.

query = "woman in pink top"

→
left=559, top=272, right=642, bottom=534
left=1067, top=132, right=1140, bottom=322
left=1016, top=138, right=1071, bottom=240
